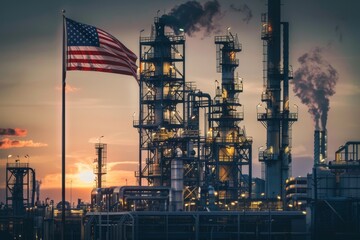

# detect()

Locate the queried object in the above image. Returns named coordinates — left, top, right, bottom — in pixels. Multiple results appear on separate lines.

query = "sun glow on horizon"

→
left=72, top=162, right=96, bottom=187
left=77, top=170, right=94, bottom=184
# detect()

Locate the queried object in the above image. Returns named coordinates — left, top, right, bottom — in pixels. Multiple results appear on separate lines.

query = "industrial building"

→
left=133, top=13, right=252, bottom=210
left=84, top=0, right=360, bottom=239
left=285, top=177, right=307, bottom=210
left=1, top=0, right=359, bottom=240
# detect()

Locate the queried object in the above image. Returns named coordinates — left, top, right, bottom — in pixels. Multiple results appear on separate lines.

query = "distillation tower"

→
left=134, top=16, right=186, bottom=188
left=206, top=33, right=252, bottom=203
left=135, top=16, right=203, bottom=210
left=257, top=0, right=298, bottom=200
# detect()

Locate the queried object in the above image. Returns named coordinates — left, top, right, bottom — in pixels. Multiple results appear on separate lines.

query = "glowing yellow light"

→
left=285, top=146, right=290, bottom=153
left=78, top=170, right=94, bottom=184
left=222, top=89, right=228, bottom=98
left=163, top=62, right=170, bottom=74
left=226, top=146, right=235, bottom=156
left=269, top=146, right=273, bottom=153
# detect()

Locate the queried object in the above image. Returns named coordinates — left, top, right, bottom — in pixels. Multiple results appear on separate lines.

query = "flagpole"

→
left=61, top=9, right=66, bottom=240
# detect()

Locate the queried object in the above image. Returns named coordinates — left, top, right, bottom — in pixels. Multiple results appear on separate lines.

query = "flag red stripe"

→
left=67, top=61, right=135, bottom=72
left=68, top=58, right=136, bottom=69
left=68, top=49, right=136, bottom=67
left=68, top=49, right=116, bottom=57
left=97, top=29, right=137, bottom=60
left=67, top=60, right=137, bottom=76
left=67, top=49, right=137, bottom=71
left=100, top=41, right=137, bottom=62
left=98, top=31, right=137, bottom=56
left=67, top=66, right=134, bottom=76
left=98, top=35, right=137, bottom=61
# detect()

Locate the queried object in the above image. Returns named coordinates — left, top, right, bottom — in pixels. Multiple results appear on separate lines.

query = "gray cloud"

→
left=0, top=128, right=27, bottom=136
left=230, top=3, right=253, bottom=24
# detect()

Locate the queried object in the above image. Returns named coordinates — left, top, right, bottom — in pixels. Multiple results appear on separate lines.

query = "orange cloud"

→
left=0, top=128, right=27, bottom=136
left=0, top=138, right=48, bottom=149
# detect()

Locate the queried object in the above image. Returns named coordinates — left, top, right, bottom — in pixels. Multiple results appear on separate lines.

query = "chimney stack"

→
left=314, top=130, right=327, bottom=166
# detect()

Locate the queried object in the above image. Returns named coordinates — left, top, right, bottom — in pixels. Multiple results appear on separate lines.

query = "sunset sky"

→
left=0, top=0, right=359, bottom=203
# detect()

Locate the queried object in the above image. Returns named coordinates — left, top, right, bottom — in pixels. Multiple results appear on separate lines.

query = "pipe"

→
left=186, top=91, right=212, bottom=130
left=30, top=168, right=36, bottom=207
left=281, top=21, right=289, bottom=201
left=171, top=148, right=184, bottom=211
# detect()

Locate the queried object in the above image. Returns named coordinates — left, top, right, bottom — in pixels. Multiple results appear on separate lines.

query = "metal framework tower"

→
left=257, top=0, right=297, bottom=200
left=206, top=32, right=253, bottom=204
left=134, top=17, right=186, bottom=188
left=6, top=161, right=35, bottom=215
left=94, top=143, right=107, bottom=188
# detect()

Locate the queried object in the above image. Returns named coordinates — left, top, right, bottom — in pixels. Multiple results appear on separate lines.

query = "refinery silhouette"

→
left=0, top=0, right=359, bottom=239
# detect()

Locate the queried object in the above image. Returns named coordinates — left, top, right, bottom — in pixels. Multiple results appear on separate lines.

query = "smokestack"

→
left=314, top=130, right=327, bottom=166
left=160, top=0, right=221, bottom=36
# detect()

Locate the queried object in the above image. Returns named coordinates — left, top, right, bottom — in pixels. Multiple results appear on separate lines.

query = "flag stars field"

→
left=66, top=18, right=138, bottom=77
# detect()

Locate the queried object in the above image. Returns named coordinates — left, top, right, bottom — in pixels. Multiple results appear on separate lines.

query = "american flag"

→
left=66, top=18, right=138, bottom=79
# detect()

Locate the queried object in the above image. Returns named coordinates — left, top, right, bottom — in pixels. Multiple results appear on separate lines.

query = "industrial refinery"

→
left=0, top=0, right=359, bottom=240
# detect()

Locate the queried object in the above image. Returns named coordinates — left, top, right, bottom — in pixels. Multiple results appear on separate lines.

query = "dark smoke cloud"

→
left=230, top=3, right=253, bottom=24
left=0, top=128, right=27, bottom=136
left=293, top=47, right=339, bottom=130
left=161, top=0, right=221, bottom=36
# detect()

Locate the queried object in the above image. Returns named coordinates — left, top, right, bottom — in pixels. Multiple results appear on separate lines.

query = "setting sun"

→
left=77, top=170, right=94, bottom=184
